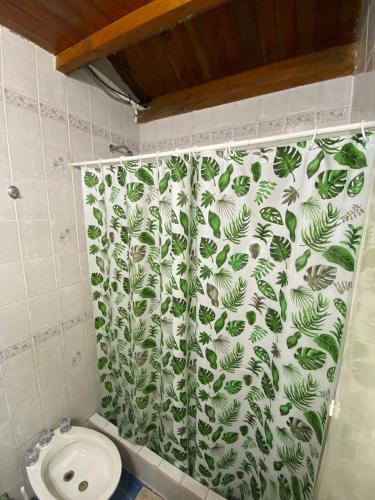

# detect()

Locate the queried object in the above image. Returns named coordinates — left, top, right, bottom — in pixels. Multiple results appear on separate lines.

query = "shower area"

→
left=1, top=1, right=375, bottom=499
left=79, top=125, right=375, bottom=499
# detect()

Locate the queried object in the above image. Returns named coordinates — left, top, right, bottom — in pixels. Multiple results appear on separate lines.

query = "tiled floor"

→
left=111, top=469, right=161, bottom=500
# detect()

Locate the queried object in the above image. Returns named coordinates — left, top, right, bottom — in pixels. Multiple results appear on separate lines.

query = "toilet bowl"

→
left=26, top=426, right=121, bottom=500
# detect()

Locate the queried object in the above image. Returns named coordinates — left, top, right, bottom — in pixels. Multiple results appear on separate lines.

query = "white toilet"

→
left=25, top=423, right=121, bottom=500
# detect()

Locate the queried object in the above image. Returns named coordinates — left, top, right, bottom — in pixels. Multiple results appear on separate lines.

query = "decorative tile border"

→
left=0, top=314, right=86, bottom=362
left=173, top=135, right=191, bottom=148
left=33, top=325, right=61, bottom=346
left=4, top=87, right=38, bottom=113
left=317, top=106, right=350, bottom=124
left=258, top=116, right=285, bottom=135
left=40, top=102, right=67, bottom=124
left=211, top=126, right=234, bottom=142
left=157, top=138, right=174, bottom=152
left=285, top=111, right=315, bottom=131
left=68, top=114, right=91, bottom=134
left=61, top=314, right=84, bottom=332
left=0, top=338, right=33, bottom=361
left=141, top=140, right=158, bottom=154
left=111, top=133, right=127, bottom=145
left=233, top=122, right=258, bottom=139
left=92, top=124, right=111, bottom=140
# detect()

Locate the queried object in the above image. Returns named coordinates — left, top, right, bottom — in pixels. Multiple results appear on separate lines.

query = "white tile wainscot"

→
left=88, top=413, right=225, bottom=500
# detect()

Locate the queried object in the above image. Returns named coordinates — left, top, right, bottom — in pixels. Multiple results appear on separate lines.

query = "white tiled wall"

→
left=0, top=26, right=139, bottom=497
left=139, top=76, right=354, bottom=152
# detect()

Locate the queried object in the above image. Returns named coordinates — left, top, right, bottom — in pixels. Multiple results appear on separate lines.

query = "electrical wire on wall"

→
left=87, top=64, right=147, bottom=121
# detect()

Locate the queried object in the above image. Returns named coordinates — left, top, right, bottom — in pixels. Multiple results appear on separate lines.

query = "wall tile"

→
left=34, top=333, right=63, bottom=365
left=47, top=181, right=75, bottom=219
left=0, top=174, right=16, bottom=221
left=43, top=142, right=71, bottom=185
left=28, top=291, right=59, bottom=332
left=15, top=178, right=48, bottom=220
left=0, top=221, right=20, bottom=263
left=12, top=400, right=44, bottom=446
left=40, top=114, right=69, bottom=148
left=55, top=253, right=80, bottom=288
left=59, top=283, right=83, bottom=320
left=67, top=74, right=90, bottom=121
left=19, top=220, right=52, bottom=259
left=2, top=29, right=37, bottom=99
left=0, top=261, right=25, bottom=306
left=1, top=347, right=35, bottom=385
left=5, top=103, right=40, bottom=141
left=38, top=355, right=66, bottom=397
left=5, top=369, right=39, bottom=416
left=36, top=47, right=66, bottom=110
left=8, top=133, right=44, bottom=180
left=0, top=420, right=17, bottom=462
left=0, top=300, right=30, bottom=349
left=23, top=257, right=56, bottom=297
left=0, top=387, right=9, bottom=425
left=90, top=86, right=110, bottom=129
left=51, top=219, right=78, bottom=255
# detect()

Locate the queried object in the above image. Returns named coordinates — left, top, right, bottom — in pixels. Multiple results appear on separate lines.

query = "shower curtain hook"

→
left=228, top=140, right=233, bottom=158
left=309, top=127, right=318, bottom=150
left=191, top=145, right=198, bottom=162
left=360, top=120, right=369, bottom=144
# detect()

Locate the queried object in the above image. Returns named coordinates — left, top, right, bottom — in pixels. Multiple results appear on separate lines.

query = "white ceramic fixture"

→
left=26, top=425, right=122, bottom=500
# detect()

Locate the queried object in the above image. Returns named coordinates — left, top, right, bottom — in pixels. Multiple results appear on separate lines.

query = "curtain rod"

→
left=70, top=120, right=375, bottom=167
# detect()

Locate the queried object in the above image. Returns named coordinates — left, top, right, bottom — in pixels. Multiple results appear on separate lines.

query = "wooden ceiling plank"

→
left=108, top=51, right=152, bottom=101
left=215, top=2, right=247, bottom=74
left=234, top=0, right=262, bottom=69
left=56, top=0, right=229, bottom=74
left=159, top=30, right=195, bottom=88
left=315, top=0, right=340, bottom=50
left=8, top=0, right=86, bottom=45
left=0, top=1, right=72, bottom=52
left=169, top=23, right=205, bottom=86
left=138, top=43, right=356, bottom=122
left=274, top=0, right=297, bottom=60
left=295, top=0, right=317, bottom=54
left=336, top=0, right=362, bottom=45
left=253, top=0, right=279, bottom=64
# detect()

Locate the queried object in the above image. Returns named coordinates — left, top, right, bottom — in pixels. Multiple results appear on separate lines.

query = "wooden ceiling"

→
left=0, top=0, right=362, bottom=122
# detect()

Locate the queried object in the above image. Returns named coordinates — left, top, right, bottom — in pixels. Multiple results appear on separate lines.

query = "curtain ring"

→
left=188, top=146, right=192, bottom=163
left=191, top=145, right=198, bottom=162
left=360, top=120, right=369, bottom=144
left=309, top=127, right=318, bottom=150
left=228, top=140, right=233, bottom=157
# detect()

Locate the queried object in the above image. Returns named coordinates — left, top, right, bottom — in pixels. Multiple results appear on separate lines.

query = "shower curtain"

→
left=82, top=133, right=374, bottom=499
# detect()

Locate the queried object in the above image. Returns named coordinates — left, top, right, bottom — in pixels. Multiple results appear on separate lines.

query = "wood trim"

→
left=56, top=0, right=228, bottom=74
left=138, top=43, right=356, bottom=123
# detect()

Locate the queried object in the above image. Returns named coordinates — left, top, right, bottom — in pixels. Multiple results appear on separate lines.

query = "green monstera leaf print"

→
left=82, top=134, right=374, bottom=500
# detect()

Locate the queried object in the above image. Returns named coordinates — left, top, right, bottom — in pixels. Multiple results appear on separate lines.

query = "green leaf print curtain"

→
left=82, top=133, right=374, bottom=500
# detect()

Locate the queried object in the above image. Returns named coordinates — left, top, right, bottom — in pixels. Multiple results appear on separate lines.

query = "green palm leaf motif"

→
left=277, top=443, right=304, bottom=472
left=232, top=176, right=250, bottom=196
left=273, top=146, right=302, bottom=180
left=220, top=343, right=245, bottom=373
left=303, top=265, right=337, bottom=291
left=218, top=400, right=241, bottom=425
left=284, top=375, right=318, bottom=411
left=222, top=278, right=247, bottom=312
left=294, top=348, right=326, bottom=370
left=167, top=156, right=187, bottom=182
left=223, top=205, right=252, bottom=244
left=270, top=236, right=291, bottom=263
left=292, top=293, right=329, bottom=337
left=315, top=170, right=347, bottom=199
left=301, top=203, right=339, bottom=251
left=201, top=157, right=220, bottom=184
left=333, top=143, right=367, bottom=168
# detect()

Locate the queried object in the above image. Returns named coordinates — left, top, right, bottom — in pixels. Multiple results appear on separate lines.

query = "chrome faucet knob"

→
left=39, top=428, right=53, bottom=447
left=24, top=446, right=40, bottom=467
left=59, top=416, right=72, bottom=434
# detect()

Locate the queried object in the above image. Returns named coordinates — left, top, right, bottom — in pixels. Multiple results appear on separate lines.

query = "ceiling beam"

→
left=56, top=0, right=228, bottom=74
left=137, top=43, right=356, bottom=123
